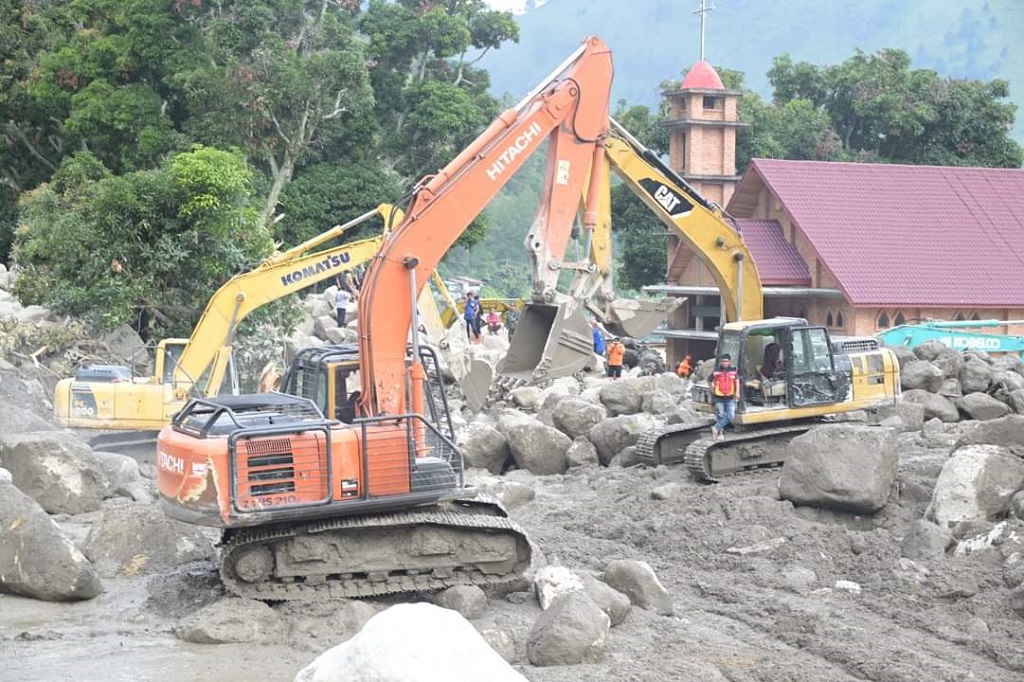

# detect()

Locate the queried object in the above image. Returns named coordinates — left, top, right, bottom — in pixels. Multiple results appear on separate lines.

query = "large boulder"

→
left=778, top=424, right=899, bottom=514
left=0, top=470, right=103, bottom=601
left=931, top=350, right=965, bottom=380
left=565, top=438, right=600, bottom=468
left=525, top=591, right=610, bottom=667
left=900, top=520, right=953, bottom=560
left=176, top=598, right=285, bottom=644
left=641, top=390, right=678, bottom=415
left=579, top=573, right=631, bottom=626
left=533, top=565, right=585, bottom=610
left=434, top=585, right=487, bottom=620
left=912, top=340, right=949, bottom=362
left=598, top=377, right=650, bottom=416
left=0, top=431, right=108, bottom=514
left=885, top=344, right=918, bottom=368
left=458, top=425, right=511, bottom=475
left=876, top=400, right=925, bottom=432
left=81, top=500, right=216, bottom=577
left=601, top=559, right=673, bottom=615
left=926, top=445, right=1024, bottom=527
left=901, top=389, right=960, bottom=423
left=956, top=393, right=1012, bottom=421
left=1009, top=389, right=1024, bottom=415
left=588, top=414, right=653, bottom=466
left=504, top=421, right=571, bottom=476
left=992, top=355, right=1024, bottom=378
left=551, top=398, right=607, bottom=440
left=0, top=402, right=57, bottom=435
left=954, top=415, right=1024, bottom=457
left=960, top=359, right=993, bottom=394
left=901, top=360, right=944, bottom=392
left=295, top=603, right=526, bottom=682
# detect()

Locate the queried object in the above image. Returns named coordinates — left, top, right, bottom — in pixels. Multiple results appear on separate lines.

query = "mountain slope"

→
left=480, top=0, right=1024, bottom=144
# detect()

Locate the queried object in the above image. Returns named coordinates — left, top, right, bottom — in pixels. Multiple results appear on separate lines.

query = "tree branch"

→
left=5, top=123, right=57, bottom=172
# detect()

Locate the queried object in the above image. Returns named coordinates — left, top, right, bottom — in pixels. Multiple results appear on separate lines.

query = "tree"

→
left=12, top=147, right=272, bottom=339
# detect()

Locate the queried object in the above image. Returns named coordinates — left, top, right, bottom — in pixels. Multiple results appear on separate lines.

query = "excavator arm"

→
left=172, top=204, right=404, bottom=397
left=359, top=36, right=614, bottom=416
left=603, top=119, right=764, bottom=322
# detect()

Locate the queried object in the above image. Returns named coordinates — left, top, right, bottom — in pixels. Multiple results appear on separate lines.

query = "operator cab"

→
left=694, top=317, right=853, bottom=414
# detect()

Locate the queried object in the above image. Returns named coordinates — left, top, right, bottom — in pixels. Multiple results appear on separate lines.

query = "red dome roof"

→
left=680, top=60, right=724, bottom=90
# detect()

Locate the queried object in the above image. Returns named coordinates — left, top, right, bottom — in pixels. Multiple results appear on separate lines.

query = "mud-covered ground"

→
left=3, top=421, right=1023, bottom=682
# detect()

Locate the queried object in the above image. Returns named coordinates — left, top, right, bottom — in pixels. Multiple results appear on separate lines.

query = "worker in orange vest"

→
left=676, top=355, right=692, bottom=379
left=606, top=338, right=626, bottom=379
left=709, top=353, right=739, bottom=441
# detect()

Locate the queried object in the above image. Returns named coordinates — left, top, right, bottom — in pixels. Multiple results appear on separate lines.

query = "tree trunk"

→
left=260, top=151, right=297, bottom=228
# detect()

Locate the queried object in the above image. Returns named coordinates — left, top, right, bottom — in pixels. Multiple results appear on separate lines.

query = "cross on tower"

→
left=692, top=0, right=715, bottom=61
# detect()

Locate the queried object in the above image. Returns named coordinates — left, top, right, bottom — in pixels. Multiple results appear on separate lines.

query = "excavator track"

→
left=219, top=496, right=531, bottom=601
left=636, top=419, right=812, bottom=481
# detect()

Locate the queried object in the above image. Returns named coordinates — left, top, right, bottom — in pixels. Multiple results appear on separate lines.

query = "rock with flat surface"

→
left=504, top=421, right=571, bottom=476
left=901, top=520, right=953, bottom=559
left=779, top=424, right=899, bottom=514
left=601, top=559, right=673, bottom=615
left=956, top=393, right=1012, bottom=421
left=598, top=377, right=650, bottom=416
left=901, top=360, right=944, bottom=392
left=295, top=603, right=526, bottom=682
left=458, top=424, right=511, bottom=474
left=525, top=591, right=610, bottom=666
left=0, top=402, right=56, bottom=435
left=435, top=584, right=487, bottom=620
left=954, top=415, right=1024, bottom=457
left=926, top=444, right=1024, bottom=527
left=552, top=398, right=607, bottom=440
left=901, top=389, right=960, bottom=423
left=0, top=470, right=102, bottom=601
left=0, top=431, right=108, bottom=514
left=960, top=359, right=993, bottom=394
left=533, top=565, right=585, bottom=610
left=82, top=500, right=215, bottom=577
left=579, top=573, right=631, bottom=626
left=176, top=598, right=284, bottom=644
left=565, top=438, right=599, bottom=468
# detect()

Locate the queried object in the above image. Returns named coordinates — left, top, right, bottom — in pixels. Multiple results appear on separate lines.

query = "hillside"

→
left=480, top=0, right=1024, bottom=144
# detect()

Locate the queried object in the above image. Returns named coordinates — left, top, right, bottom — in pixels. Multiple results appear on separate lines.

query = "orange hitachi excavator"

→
left=156, top=36, right=616, bottom=600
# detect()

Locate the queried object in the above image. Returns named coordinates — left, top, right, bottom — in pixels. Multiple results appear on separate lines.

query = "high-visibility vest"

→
left=711, top=368, right=738, bottom=397
left=676, top=359, right=692, bottom=377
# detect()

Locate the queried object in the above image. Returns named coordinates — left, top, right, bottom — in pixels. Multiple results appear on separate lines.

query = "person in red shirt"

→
left=709, top=354, right=738, bottom=441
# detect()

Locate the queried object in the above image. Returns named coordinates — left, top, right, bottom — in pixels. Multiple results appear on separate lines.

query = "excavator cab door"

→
left=786, top=326, right=843, bottom=407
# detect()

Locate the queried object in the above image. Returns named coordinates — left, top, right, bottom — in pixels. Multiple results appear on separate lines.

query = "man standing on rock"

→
left=606, top=337, right=625, bottom=379
left=709, top=353, right=738, bottom=441
left=335, top=286, right=351, bottom=327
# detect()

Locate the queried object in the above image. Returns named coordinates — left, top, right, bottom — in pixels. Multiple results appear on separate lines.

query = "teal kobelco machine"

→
left=876, top=320, right=1024, bottom=357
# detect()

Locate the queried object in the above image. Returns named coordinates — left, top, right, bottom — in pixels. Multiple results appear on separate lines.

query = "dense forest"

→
left=1, top=0, right=1021, bottom=340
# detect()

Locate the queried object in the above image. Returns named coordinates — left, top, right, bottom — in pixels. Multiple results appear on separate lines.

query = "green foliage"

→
left=13, top=147, right=271, bottom=339
left=610, top=186, right=667, bottom=292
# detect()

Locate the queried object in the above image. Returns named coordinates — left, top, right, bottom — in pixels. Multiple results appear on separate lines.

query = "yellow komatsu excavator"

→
left=598, top=119, right=901, bottom=480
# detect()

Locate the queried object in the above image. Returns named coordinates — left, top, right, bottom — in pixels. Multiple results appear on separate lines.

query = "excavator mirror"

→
left=497, top=301, right=593, bottom=383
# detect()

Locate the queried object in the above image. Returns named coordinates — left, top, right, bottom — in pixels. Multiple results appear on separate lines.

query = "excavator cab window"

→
left=787, top=326, right=842, bottom=407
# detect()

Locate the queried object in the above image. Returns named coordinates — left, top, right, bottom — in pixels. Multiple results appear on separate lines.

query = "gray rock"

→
left=82, top=500, right=216, bottom=577
left=1010, top=586, right=1024, bottom=619
left=1005, top=557, right=1024, bottom=588
left=91, top=450, right=144, bottom=498
left=598, top=377, right=650, bottom=416
left=435, top=584, right=487, bottom=620
left=963, top=350, right=993, bottom=365
left=551, top=398, right=608, bottom=440
left=901, top=520, right=953, bottom=559
left=901, top=389, right=960, bottom=423
left=926, top=444, right=1024, bottom=527
left=954, top=415, right=1024, bottom=457
left=651, top=482, right=683, bottom=500
left=588, top=414, right=652, bottom=466
left=0, top=402, right=56, bottom=435
left=510, top=386, right=542, bottom=410
left=885, top=344, right=918, bottom=368
left=1012, top=491, right=1024, bottom=519
left=479, top=625, right=517, bottom=663
left=652, top=373, right=688, bottom=397
left=565, top=438, right=599, bottom=468
left=0, top=431, right=108, bottom=514
left=579, top=574, right=631, bottom=626
left=992, top=355, right=1024, bottom=378
left=937, top=378, right=963, bottom=398
left=526, top=591, right=610, bottom=666
left=1007, top=389, right=1024, bottom=415
left=472, top=475, right=536, bottom=509
left=0, top=473, right=102, bottom=601
left=533, top=565, right=584, bottom=610
left=459, top=425, right=511, bottom=475
left=176, top=598, right=284, bottom=644
left=783, top=565, right=817, bottom=593
left=641, top=389, right=677, bottom=415
left=876, top=401, right=925, bottom=432
left=99, top=324, right=148, bottom=370
left=960, top=359, right=993, bottom=394
left=956, top=393, right=1012, bottom=421
left=613, top=445, right=641, bottom=468
left=901, top=360, right=944, bottom=392
left=912, top=340, right=949, bottom=362
left=601, top=559, right=673, bottom=615
left=313, top=314, right=340, bottom=341
left=295, top=603, right=527, bottom=682
left=778, top=424, right=899, bottom=514
left=993, top=370, right=1024, bottom=393
left=504, top=421, right=571, bottom=476
left=931, top=350, right=965, bottom=380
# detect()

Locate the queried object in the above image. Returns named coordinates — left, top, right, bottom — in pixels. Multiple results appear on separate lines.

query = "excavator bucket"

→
left=601, top=297, right=681, bottom=339
left=460, top=358, right=494, bottom=413
left=497, top=301, right=593, bottom=383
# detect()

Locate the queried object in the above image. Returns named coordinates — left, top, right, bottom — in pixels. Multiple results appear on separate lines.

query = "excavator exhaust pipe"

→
left=497, top=301, right=594, bottom=383
left=601, top=297, right=681, bottom=340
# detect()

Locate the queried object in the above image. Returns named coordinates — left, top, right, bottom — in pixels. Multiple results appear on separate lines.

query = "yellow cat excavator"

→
left=599, top=119, right=901, bottom=480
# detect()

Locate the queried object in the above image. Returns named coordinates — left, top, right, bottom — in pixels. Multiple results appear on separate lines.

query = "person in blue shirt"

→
left=464, top=292, right=481, bottom=342
left=591, top=320, right=606, bottom=355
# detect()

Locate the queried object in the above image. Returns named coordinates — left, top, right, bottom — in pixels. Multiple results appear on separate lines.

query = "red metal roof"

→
left=734, top=219, right=811, bottom=286
left=739, top=159, right=1024, bottom=307
left=680, top=60, right=724, bottom=90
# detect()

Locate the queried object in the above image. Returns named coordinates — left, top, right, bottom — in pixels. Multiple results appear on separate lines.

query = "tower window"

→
left=877, top=312, right=890, bottom=329
left=703, top=96, right=719, bottom=110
